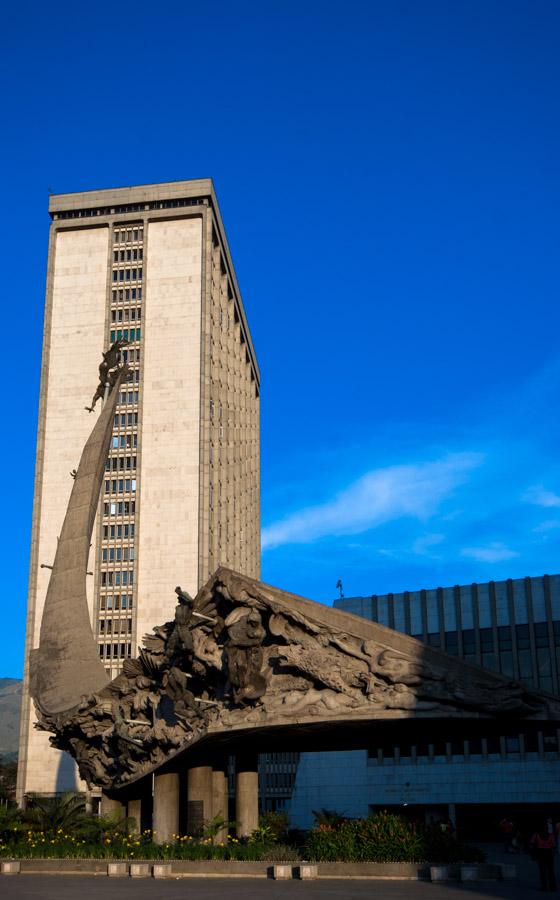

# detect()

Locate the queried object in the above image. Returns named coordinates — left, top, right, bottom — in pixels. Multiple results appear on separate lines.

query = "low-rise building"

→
left=288, top=574, right=560, bottom=836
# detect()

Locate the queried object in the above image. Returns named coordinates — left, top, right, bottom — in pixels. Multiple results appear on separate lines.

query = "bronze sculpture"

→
left=28, top=340, right=560, bottom=794
left=85, top=339, right=129, bottom=413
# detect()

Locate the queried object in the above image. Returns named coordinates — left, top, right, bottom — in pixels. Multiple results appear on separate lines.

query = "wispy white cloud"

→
left=532, top=519, right=560, bottom=534
left=412, top=533, right=445, bottom=556
left=262, top=452, right=482, bottom=550
left=461, top=542, right=518, bottom=563
left=523, top=485, right=560, bottom=508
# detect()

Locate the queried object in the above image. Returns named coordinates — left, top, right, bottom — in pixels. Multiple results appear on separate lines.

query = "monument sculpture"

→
left=85, top=338, right=129, bottom=413
left=29, top=341, right=560, bottom=816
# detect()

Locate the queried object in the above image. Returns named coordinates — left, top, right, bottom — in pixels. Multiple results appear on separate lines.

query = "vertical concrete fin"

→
left=30, top=368, right=129, bottom=715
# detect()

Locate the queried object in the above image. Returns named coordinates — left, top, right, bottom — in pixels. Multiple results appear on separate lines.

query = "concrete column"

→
left=447, top=803, right=456, bottom=830
left=153, top=772, right=179, bottom=843
left=212, top=761, right=229, bottom=843
left=100, top=793, right=126, bottom=819
left=127, top=798, right=142, bottom=834
left=235, top=751, right=259, bottom=837
left=187, top=765, right=213, bottom=835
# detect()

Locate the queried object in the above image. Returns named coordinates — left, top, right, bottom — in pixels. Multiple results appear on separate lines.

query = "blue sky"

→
left=1, top=1, right=559, bottom=677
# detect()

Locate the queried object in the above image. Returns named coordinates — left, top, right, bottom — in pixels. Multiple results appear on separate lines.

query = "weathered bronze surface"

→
left=33, top=566, right=560, bottom=790
left=30, top=344, right=560, bottom=791
left=30, top=361, right=129, bottom=716
left=85, top=339, right=129, bottom=413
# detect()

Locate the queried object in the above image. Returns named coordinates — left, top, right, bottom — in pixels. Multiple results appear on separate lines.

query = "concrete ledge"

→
left=4, top=859, right=109, bottom=875
left=312, top=862, right=429, bottom=880
left=460, top=864, right=502, bottom=882
left=0, top=858, right=451, bottom=880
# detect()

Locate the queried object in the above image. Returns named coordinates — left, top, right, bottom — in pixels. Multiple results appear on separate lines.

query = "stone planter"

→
left=295, top=864, right=318, bottom=880
left=461, top=865, right=479, bottom=881
left=153, top=863, right=172, bottom=878
left=270, top=865, right=292, bottom=879
left=500, top=864, right=517, bottom=879
left=1, top=861, right=21, bottom=875
left=107, top=862, right=128, bottom=877
left=430, top=866, right=450, bottom=881
left=130, top=862, right=151, bottom=878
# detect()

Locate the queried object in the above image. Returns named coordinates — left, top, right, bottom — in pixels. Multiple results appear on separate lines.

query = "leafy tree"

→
left=0, top=758, right=17, bottom=803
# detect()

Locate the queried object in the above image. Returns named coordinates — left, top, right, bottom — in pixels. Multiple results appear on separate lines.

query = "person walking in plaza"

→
left=530, top=820, right=557, bottom=892
left=500, top=816, right=514, bottom=853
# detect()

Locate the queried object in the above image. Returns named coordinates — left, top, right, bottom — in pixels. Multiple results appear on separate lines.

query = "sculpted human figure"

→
left=164, top=586, right=196, bottom=667
left=225, top=607, right=268, bottom=703
left=163, top=665, right=203, bottom=727
left=85, top=338, right=129, bottom=413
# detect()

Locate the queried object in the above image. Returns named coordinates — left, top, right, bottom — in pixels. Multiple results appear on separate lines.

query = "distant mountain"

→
left=0, top=678, right=22, bottom=762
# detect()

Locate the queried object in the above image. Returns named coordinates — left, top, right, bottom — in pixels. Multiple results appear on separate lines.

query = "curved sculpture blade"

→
left=30, top=367, right=128, bottom=716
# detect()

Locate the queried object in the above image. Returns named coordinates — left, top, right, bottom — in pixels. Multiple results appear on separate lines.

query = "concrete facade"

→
left=135, top=217, right=202, bottom=642
left=289, top=574, right=560, bottom=830
left=18, top=180, right=260, bottom=802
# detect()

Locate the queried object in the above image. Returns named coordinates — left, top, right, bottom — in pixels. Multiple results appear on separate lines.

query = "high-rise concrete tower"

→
left=18, top=180, right=260, bottom=802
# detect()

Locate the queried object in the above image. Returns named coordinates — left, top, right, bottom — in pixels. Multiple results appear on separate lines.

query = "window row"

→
left=209, top=400, right=223, bottom=420
left=103, top=523, right=135, bottom=540
left=112, top=287, right=142, bottom=304
left=420, top=622, right=560, bottom=691
left=113, top=248, right=143, bottom=262
left=111, top=308, right=141, bottom=323
left=101, top=570, right=134, bottom=586
left=117, top=390, right=140, bottom=405
left=113, top=412, right=138, bottom=428
left=368, top=729, right=560, bottom=763
left=112, top=434, right=138, bottom=449
left=103, top=500, right=136, bottom=516
left=102, top=547, right=135, bottom=562
left=112, top=268, right=143, bottom=283
left=104, top=478, right=137, bottom=494
left=99, top=643, right=132, bottom=659
left=121, top=348, right=141, bottom=363
left=264, top=772, right=296, bottom=791
left=100, top=594, right=133, bottom=610
left=55, top=196, right=200, bottom=220
left=105, top=456, right=137, bottom=472
left=99, top=619, right=132, bottom=634
left=111, top=328, right=141, bottom=343
left=114, top=227, right=143, bottom=243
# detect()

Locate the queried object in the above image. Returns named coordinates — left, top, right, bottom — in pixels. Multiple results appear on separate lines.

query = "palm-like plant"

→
left=23, top=792, right=87, bottom=833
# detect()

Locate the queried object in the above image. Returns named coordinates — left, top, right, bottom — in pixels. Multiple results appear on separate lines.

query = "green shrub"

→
left=304, top=812, right=484, bottom=864
left=0, top=827, right=285, bottom=862
left=259, top=810, right=289, bottom=842
left=256, top=843, right=300, bottom=861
